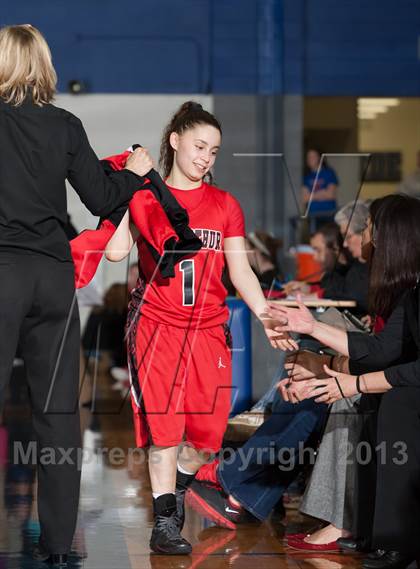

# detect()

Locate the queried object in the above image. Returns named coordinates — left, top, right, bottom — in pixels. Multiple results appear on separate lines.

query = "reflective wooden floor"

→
left=0, top=361, right=365, bottom=568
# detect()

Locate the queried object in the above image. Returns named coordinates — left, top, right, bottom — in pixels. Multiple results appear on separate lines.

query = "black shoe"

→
left=338, top=536, right=372, bottom=552
left=150, top=512, right=192, bottom=555
left=367, top=550, right=388, bottom=560
left=186, top=480, right=243, bottom=530
left=33, top=545, right=68, bottom=566
left=362, top=550, right=418, bottom=569
left=174, top=487, right=186, bottom=531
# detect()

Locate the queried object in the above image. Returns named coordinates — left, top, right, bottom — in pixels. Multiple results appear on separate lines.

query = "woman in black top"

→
left=0, top=24, right=152, bottom=564
left=269, top=194, right=420, bottom=568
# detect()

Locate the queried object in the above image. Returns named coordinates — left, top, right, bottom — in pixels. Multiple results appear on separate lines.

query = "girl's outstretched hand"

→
left=259, top=315, right=299, bottom=351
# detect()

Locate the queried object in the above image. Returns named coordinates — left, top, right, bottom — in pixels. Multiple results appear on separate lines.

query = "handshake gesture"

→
left=278, top=350, right=357, bottom=405
left=258, top=293, right=316, bottom=351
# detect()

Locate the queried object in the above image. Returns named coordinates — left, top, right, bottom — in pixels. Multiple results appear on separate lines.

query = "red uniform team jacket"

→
left=70, top=148, right=202, bottom=288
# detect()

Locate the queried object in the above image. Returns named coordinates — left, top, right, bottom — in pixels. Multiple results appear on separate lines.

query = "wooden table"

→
left=271, top=298, right=356, bottom=308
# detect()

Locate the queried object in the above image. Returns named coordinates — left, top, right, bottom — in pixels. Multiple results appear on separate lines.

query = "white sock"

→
left=177, top=462, right=196, bottom=476
left=152, top=492, right=175, bottom=500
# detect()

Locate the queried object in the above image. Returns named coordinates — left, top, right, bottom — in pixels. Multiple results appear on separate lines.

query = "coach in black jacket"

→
left=0, top=25, right=152, bottom=564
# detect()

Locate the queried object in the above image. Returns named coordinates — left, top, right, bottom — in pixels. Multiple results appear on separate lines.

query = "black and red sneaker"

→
left=186, top=480, right=243, bottom=530
left=195, top=459, right=221, bottom=489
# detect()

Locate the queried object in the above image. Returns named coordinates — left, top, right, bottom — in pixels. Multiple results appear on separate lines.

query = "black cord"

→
left=333, top=376, right=353, bottom=410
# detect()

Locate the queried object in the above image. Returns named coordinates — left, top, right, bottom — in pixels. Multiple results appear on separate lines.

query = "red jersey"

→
left=133, top=182, right=245, bottom=328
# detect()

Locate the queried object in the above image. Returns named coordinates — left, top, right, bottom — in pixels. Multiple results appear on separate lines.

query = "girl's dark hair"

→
left=313, top=222, right=352, bottom=269
left=315, top=222, right=343, bottom=251
left=247, top=230, right=283, bottom=271
left=159, top=101, right=222, bottom=182
left=368, top=194, right=420, bottom=320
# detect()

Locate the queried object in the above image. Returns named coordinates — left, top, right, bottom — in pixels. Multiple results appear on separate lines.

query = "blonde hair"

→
left=0, top=24, right=57, bottom=106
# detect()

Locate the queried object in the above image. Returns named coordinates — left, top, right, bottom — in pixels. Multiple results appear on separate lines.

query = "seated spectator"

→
left=286, top=200, right=370, bottom=315
left=245, top=231, right=283, bottom=292
left=284, top=222, right=351, bottom=297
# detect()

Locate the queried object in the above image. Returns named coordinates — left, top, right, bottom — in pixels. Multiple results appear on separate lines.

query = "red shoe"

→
left=285, top=532, right=309, bottom=542
left=287, top=537, right=340, bottom=553
left=195, top=459, right=221, bottom=489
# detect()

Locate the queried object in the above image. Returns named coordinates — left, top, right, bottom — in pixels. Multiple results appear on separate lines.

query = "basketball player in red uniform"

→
left=106, top=102, right=296, bottom=554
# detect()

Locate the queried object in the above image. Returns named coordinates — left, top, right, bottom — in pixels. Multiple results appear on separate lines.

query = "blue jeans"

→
left=218, top=397, right=327, bottom=520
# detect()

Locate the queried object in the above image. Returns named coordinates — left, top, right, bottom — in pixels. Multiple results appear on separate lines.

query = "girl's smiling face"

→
left=170, top=124, right=221, bottom=182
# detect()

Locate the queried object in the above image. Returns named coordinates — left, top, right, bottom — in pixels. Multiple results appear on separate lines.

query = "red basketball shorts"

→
left=129, top=315, right=232, bottom=452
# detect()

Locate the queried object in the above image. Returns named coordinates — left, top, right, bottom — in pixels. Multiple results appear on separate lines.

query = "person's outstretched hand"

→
left=266, top=293, right=316, bottom=335
left=304, top=365, right=358, bottom=404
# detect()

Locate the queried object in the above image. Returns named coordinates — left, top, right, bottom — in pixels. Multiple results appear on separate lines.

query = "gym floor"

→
left=0, top=361, right=363, bottom=569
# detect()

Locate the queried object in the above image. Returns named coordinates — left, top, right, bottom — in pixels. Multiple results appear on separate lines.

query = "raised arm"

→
left=67, top=117, right=153, bottom=217
left=224, top=236, right=298, bottom=350
left=224, top=237, right=267, bottom=316
left=268, top=293, right=407, bottom=367
left=267, top=296, right=350, bottom=355
left=105, top=210, right=138, bottom=262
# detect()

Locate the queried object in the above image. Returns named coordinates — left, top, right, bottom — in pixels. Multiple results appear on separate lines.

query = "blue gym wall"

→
left=1, top=0, right=282, bottom=94
left=2, top=0, right=419, bottom=95
left=284, top=0, right=420, bottom=96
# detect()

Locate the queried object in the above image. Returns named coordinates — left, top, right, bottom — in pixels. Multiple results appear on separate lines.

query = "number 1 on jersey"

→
left=180, top=259, right=195, bottom=306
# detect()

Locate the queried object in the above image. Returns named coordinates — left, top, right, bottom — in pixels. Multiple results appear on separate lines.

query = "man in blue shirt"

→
left=303, top=149, right=338, bottom=216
